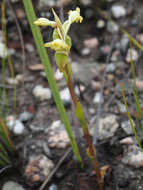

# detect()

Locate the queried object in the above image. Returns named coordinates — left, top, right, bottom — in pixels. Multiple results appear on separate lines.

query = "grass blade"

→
left=23, top=0, right=82, bottom=165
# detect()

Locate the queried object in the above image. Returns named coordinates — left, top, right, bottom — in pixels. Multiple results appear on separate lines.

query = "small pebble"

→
left=107, top=21, right=119, bottom=33
left=54, top=69, right=63, bottom=81
left=33, top=85, right=52, bottom=101
left=60, top=88, right=71, bottom=106
left=49, top=184, right=58, bottom=190
left=93, top=92, right=104, bottom=104
left=0, top=42, right=8, bottom=58
left=80, top=0, right=91, bottom=6
left=19, top=111, right=33, bottom=122
left=106, top=63, right=116, bottom=72
left=25, top=155, right=54, bottom=183
left=126, top=48, right=139, bottom=63
left=84, top=37, right=99, bottom=49
left=121, top=120, right=134, bottom=135
left=81, top=48, right=91, bottom=56
left=13, top=120, right=25, bottom=135
left=111, top=5, right=126, bottom=18
left=120, top=137, right=134, bottom=145
left=120, top=35, right=129, bottom=52
left=2, top=181, right=26, bottom=190
left=96, top=19, right=105, bottom=29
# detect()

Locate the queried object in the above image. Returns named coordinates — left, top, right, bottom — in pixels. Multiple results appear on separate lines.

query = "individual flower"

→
left=44, top=39, right=70, bottom=52
left=34, top=18, right=56, bottom=27
left=68, top=7, right=83, bottom=24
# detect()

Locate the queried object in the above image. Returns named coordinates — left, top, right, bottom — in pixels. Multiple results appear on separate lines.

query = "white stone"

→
left=33, top=85, right=52, bottom=101
left=120, top=137, right=134, bottom=145
left=81, top=48, right=91, bottom=56
left=122, top=145, right=143, bottom=168
left=25, top=155, right=54, bottom=182
left=60, top=88, right=71, bottom=105
left=2, top=181, right=26, bottom=190
left=111, top=5, right=126, bottom=18
left=0, top=42, right=8, bottom=58
left=19, top=111, right=33, bottom=122
left=13, top=120, right=25, bottom=135
left=54, top=69, right=63, bottom=81
left=121, top=120, right=134, bottom=135
left=98, top=115, right=119, bottom=140
left=49, top=184, right=58, bottom=190
left=93, top=92, right=103, bottom=104
left=107, top=21, right=119, bottom=33
left=126, top=48, right=139, bottom=63
left=39, top=0, right=56, bottom=8
left=80, top=0, right=91, bottom=6
left=106, top=63, right=116, bottom=72
left=6, top=74, right=23, bottom=85
left=47, top=120, right=70, bottom=148
left=6, top=115, right=16, bottom=130
left=96, top=20, right=105, bottom=29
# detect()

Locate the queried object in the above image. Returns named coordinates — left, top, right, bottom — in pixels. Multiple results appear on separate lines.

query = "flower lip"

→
left=44, top=39, right=70, bottom=52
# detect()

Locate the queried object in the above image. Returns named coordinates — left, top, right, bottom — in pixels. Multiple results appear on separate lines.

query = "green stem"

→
left=23, top=0, right=82, bottom=166
left=63, top=58, right=103, bottom=189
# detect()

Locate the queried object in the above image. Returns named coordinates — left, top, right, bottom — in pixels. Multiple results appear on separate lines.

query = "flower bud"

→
left=34, top=18, right=56, bottom=27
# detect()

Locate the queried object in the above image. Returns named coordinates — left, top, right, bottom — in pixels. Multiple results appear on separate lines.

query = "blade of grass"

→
left=121, top=81, right=143, bottom=152
left=22, top=0, right=82, bottom=165
left=1, top=1, right=16, bottom=111
left=122, top=29, right=143, bottom=53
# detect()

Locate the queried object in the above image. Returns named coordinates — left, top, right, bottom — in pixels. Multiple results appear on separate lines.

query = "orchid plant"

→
left=34, top=8, right=104, bottom=189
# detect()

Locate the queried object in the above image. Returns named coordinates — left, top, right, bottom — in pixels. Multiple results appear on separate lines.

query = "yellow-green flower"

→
left=34, top=18, right=56, bottom=27
left=44, top=39, right=70, bottom=52
left=68, top=7, right=83, bottom=24
left=34, top=7, right=83, bottom=53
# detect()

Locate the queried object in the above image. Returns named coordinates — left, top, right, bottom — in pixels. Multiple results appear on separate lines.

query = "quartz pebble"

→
left=80, top=0, right=91, bottom=6
left=6, top=116, right=25, bottom=135
left=60, top=88, right=71, bottom=106
left=13, top=120, right=25, bottom=135
left=54, top=69, right=63, bottom=81
left=111, top=5, right=126, bottom=18
left=96, top=20, right=105, bottom=29
left=97, top=115, right=119, bottom=140
left=84, top=37, right=99, bottom=49
left=2, top=181, right=26, bottom=190
left=46, top=120, right=70, bottom=148
left=126, top=48, right=139, bottom=63
left=107, top=21, right=119, bottom=33
left=19, top=111, right=33, bottom=122
left=49, top=184, right=58, bottom=190
left=121, top=120, right=134, bottom=135
left=6, top=74, right=23, bottom=85
left=0, top=42, right=8, bottom=58
left=120, top=137, right=135, bottom=145
left=93, top=92, right=103, bottom=104
left=122, top=145, right=143, bottom=168
left=25, top=155, right=54, bottom=183
left=81, top=48, right=91, bottom=56
left=33, top=85, right=52, bottom=101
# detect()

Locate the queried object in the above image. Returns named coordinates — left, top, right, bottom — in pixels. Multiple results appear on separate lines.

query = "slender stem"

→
left=64, top=63, right=103, bottom=189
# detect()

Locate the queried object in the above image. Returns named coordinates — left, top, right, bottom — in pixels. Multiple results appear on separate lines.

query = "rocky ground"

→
left=1, top=0, right=143, bottom=190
